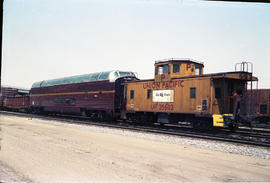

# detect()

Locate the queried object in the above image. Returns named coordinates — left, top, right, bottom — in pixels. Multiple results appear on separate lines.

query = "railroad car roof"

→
left=31, top=71, right=135, bottom=88
left=155, top=58, right=204, bottom=66
left=126, top=71, right=258, bottom=83
left=0, top=87, right=29, bottom=96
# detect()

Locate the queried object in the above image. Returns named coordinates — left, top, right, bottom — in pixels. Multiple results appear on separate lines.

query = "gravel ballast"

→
left=33, top=117, right=270, bottom=160
left=1, top=114, right=270, bottom=183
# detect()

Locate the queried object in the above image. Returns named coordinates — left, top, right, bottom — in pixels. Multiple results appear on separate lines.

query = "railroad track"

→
left=1, top=110, right=270, bottom=148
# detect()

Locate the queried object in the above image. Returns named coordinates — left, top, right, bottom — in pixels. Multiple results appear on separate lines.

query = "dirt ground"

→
left=0, top=114, right=270, bottom=183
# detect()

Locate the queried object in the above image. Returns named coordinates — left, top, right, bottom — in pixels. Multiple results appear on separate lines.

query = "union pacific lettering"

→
left=143, top=80, right=184, bottom=89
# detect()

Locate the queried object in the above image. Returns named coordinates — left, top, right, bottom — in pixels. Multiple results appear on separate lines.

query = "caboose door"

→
left=212, top=78, right=232, bottom=114
left=212, top=78, right=246, bottom=115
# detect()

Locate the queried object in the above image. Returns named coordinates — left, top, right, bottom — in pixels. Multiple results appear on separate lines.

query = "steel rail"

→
left=1, top=111, right=270, bottom=148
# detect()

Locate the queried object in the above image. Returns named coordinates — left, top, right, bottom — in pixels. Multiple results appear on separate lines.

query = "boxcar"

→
left=0, top=87, right=20, bottom=107
left=0, top=87, right=29, bottom=110
left=124, top=59, right=258, bottom=129
left=3, top=96, right=30, bottom=111
left=248, top=89, right=270, bottom=122
left=30, top=71, right=137, bottom=120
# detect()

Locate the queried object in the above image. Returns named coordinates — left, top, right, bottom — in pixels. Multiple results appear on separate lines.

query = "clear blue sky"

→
left=2, top=0, right=270, bottom=89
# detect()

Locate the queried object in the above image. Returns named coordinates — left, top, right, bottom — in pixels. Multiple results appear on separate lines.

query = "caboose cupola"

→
left=154, top=58, right=204, bottom=82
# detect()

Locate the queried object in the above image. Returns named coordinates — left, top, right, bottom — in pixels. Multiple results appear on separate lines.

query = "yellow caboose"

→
left=124, top=59, right=257, bottom=130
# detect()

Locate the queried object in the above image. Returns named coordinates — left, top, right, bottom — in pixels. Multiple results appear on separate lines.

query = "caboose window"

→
left=202, top=99, right=207, bottom=111
left=190, top=88, right=196, bottom=99
left=147, top=89, right=151, bottom=99
left=195, top=66, right=201, bottom=75
left=158, top=64, right=169, bottom=75
left=130, top=90, right=134, bottom=99
left=173, top=64, right=180, bottom=73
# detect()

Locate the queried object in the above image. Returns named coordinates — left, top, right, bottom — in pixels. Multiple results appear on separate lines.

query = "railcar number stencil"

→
left=152, top=90, right=174, bottom=103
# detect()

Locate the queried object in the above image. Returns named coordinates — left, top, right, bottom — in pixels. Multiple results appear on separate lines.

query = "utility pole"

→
left=0, top=0, right=3, bottom=89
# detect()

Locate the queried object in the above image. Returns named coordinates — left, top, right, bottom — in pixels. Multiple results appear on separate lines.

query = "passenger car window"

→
left=70, top=98, right=76, bottom=104
left=114, top=72, right=119, bottom=78
left=99, top=72, right=110, bottom=80
left=90, top=73, right=100, bottom=81
left=85, top=92, right=88, bottom=99
left=119, top=72, right=131, bottom=77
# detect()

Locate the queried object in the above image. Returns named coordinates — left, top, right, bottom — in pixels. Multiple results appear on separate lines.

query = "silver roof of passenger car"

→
left=31, top=70, right=135, bottom=88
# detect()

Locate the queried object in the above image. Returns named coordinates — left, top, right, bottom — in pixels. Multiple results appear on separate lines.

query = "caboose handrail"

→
left=235, top=62, right=253, bottom=73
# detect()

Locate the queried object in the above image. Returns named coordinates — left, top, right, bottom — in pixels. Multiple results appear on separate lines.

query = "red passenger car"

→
left=30, top=71, right=137, bottom=120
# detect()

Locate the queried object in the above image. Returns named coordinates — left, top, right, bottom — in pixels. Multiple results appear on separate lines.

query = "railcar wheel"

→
left=158, top=123, right=165, bottom=127
left=228, top=123, right=238, bottom=132
left=192, top=120, right=203, bottom=130
left=81, top=111, right=87, bottom=117
left=100, top=112, right=111, bottom=122
left=96, top=112, right=103, bottom=121
left=191, top=118, right=212, bottom=130
left=144, top=113, right=155, bottom=126
left=80, top=108, right=88, bottom=117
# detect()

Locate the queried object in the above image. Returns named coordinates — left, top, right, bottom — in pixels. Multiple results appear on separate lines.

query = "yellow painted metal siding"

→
left=212, top=114, right=233, bottom=127
left=213, top=114, right=224, bottom=127
left=126, top=77, right=214, bottom=114
left=155, top=62, right=204, bottom=81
